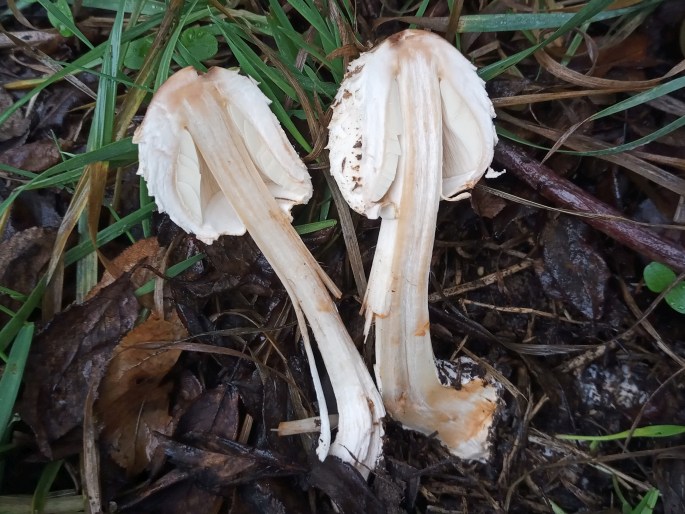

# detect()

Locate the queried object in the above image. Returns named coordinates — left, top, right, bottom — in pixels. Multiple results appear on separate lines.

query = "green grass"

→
left=557, top=424, right=685, bottom=442
left=30, top=460, right=63, bottom=514
left=551, top=488, right=660, bottom=514
left=0, top=324, right=33, bottom=440
left=643, top=263, right=685, bottom=313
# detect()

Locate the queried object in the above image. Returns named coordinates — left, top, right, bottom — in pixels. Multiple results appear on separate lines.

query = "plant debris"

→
left=17, top=274, right=139, bottom=458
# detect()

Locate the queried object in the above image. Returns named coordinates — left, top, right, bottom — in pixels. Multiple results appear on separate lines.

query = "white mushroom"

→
left=134, top=67, right=384, bottom=475
left=328, top=30, right=500, bottom=460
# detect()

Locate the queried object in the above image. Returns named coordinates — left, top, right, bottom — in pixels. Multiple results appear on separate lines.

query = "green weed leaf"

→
left=630, top=488, right=660, bottom=514
left=665, top=282, right=685, bottom=313
left=643, top=262, right=685, bottom=313
left=557, top=424, right=685, bottom=442
left=48, top=0, right=74, bottom=36
left=124, top=36, right=154, bottom=70
left=179, top=27, right=218, bottom=62
left=644, top=262, right=676, bottom=293
left=26, top=0, right=79, bottom=38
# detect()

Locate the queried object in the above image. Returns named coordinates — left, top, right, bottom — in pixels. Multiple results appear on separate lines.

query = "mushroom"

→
left=327, top=30, right=500, bottom=460
left=133, top=67, right=384, bottom=475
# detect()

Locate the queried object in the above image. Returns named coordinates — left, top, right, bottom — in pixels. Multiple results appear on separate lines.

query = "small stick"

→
left=460, top=299, right=586, bottom=324
left=494, top=141, right=685, bottom=273
left=428, top=259, right=535, bottom=302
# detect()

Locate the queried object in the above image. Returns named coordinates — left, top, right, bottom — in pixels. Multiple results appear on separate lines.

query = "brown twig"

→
left=494, top=140, right=685, bottom=273
left=428, top=259, right=535, bottom=302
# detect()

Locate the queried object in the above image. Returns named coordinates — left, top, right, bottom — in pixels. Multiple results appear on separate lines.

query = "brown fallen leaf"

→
left=0, top=87, right=29, bottom=143
left=307, top=458, right=385, bottom=514
left=593, top=33, right=657, bottom=77
left=0, top=139, right=69, bottom=173
left=9, top=190, right=64, bottom=232
left=175, top=384, right=241, bottom=442
left=0, top=30, right=62, bottom=50
left=655, top=457, right=685, bottom=514
left=230, top=478, right=315, bottom=514
left=0, top=227, right=56, bottom=324
left=97, top=313, right=187, bottom=476
left=535, top=216, right=610, bottom=320
left=199, top=235, right=274, bottom=298
left=159, top=434, right=305, bottom=493
left=87, top=237, right=162, bottom=300
left=471, top=185, right=507, bottom=219
left=119, top=475, right=223, bottom=514
left=17, top=273, right=139, bottom=458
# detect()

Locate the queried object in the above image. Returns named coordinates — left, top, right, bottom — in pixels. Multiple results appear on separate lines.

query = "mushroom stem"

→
left=134, top=67, right=384, bottom=475
left=371, top=56, right=444, bottom=402
left=327, top=30, right=500, bottom=460
left=185, top=95, right=384, bottom=473
left=370, top=58, right=496, bottom=458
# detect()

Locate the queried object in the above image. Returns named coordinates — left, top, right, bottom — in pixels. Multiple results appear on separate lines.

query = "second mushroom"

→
left=328, top=30, right=500, bottom=460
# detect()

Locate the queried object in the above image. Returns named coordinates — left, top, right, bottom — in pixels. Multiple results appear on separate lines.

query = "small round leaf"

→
left=124, top=36, right=154, bottom=70
left=666, top=282, right=685, bottom=314
left=643, top=262, right=676, bottom=293
left=179, top=27, right=218, bottom=62
left=47, top=0, right=75, bottom=37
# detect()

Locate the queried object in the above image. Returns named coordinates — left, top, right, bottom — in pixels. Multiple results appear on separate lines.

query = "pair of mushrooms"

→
left=134, top=30, right=499, bottom=475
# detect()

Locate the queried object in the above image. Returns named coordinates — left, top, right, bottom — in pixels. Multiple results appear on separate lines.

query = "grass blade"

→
left=557, top=424, right=685, bottom=441
left=31, top=460, right=63, bottom=514
left=0, top=323, right=34, bottom=440
left=78, top=4, right=126, bottom=301
left=479, top=0, right=617, bottom=81
left=134, top=253, right=206, bottom=296
left=35, top=0, right=94, bottom=48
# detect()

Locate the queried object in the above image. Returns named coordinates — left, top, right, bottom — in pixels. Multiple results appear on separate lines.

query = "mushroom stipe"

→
left=328, top=29, right=501, bottom=461
left=134, top=66, right=384, bottom=477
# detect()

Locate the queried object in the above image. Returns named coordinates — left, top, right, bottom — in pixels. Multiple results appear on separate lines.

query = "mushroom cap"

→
left=327, top=29, right=497, bottom=219
left=134, top=67, right=312, bottom=243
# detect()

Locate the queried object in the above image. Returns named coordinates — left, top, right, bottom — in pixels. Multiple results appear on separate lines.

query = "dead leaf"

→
left=535, top=216, right=611, bottom=320
left=17, top=273, right=139, bottom=458
left=98, top=313, right=186, bottom=476
left=230, top=479, right=314, bottom=514
left=307, top=458, right=385, bottom=514
left=34, top=80, right=94, bottom=136
left=471, top=185, right=507, bottom=219
left=655, top=457, right=685, bottom=514
left=0, top=87, right=29, bottom=143
left=0, top=30, right=62, bottom=51
left=175, top=384, right=240, bottom=442
left=159, top=434, right=304, bottom=492
left=87, top=237, right=162, bottom=299
left=0, top=139, right=68, bottom=172
left=200, top=236, right=274, bottom=298
left=593, top=33, right=656, bottom=77
left=9, top=190, right=64, bottom=232
left=119, top=476, right=223, bottom=514
left=0, top=227, right=56, bottom=324
left=172, top=369, right=204, bottom=419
